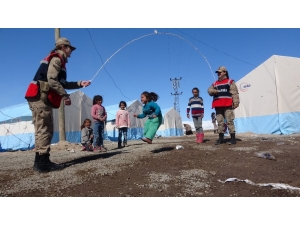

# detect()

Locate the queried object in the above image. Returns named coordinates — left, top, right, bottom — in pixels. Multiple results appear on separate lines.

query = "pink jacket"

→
left=115, top=109, right=130, bottom=128
left=91, top=104, right=107, bottom=122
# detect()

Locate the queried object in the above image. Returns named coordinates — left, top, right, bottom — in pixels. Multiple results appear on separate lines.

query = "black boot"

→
left=229, top=133, right=236, bottom=145
left=118, top=142, right=122, bottom=149
left=123, top=141, right=127, bottom=147
left=33, top=153, right=40, bottom=171
left=215, top=133, right=224, bottom=145
left=36, top=153, right=64, bottom=173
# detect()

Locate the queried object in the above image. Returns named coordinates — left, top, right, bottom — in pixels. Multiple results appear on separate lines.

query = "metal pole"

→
left=55, top=28, right=66, bottom=141
left=170, top=77, right=183, bottom=114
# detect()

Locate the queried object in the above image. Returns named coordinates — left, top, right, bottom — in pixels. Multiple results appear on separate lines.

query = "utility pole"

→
left=170, top=77, right=182, bottom=114
left=55, top=28, right=66, bottom=141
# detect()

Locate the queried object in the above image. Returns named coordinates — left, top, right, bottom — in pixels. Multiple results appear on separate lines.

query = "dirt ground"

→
left=1, top=130, right=300, bottom=197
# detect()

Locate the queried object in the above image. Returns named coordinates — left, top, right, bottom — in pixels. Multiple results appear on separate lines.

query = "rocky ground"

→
left=1, top=130, right=300, bottom=197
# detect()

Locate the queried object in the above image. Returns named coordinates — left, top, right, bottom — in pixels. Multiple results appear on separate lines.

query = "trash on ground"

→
left=277, top=142, right=285, bottom=145
left=261, top=137, right=268, bottom=141
left=70, top=149, right=75, bottom=153
left=218, top=177, right=300, bottom=191
left=176, top=145, right=184, bottom=150
left=255, top=152, right=276, bottom=160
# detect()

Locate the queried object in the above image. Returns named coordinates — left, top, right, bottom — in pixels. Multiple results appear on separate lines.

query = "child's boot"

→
left=198, top=133, right=204, bottom=143
left=194, top=134, right=199, bottom=143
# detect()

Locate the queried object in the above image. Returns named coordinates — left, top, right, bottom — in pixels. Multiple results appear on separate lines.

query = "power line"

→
left=86, top=29, right=131, bottom=101
left=182, top=29, right=197, bottom=89
left=175, top=28, right=257, bottom=67
left=177, top=30, right=182, bottom=77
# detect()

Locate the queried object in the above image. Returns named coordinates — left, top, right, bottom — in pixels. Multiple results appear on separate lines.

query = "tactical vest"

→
left=25, top=52, right=67, bottom=108
left=212, top=78, right=233, bottom=108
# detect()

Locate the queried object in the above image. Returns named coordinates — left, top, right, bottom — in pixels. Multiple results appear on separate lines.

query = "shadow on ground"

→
left=64, top=151, right=123, bottom=168
left=151, top=147, right=174, bottom=153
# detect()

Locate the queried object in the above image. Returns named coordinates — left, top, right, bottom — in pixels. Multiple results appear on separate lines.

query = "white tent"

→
left=156, top=108, right=183, bottom=137
left=0, top=92, right=184, bottom=151
left=0, top=103, right=34, bottom=151
left=52, top=90, right=93, bottom=143
left=0, top=90, right=92, bottom=151
left=104, top=99, right=147, bottom=141
left=234, top=55, right=300, bottom=134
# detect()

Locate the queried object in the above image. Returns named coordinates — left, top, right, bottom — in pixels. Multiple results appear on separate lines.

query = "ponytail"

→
left=149, top=92, right=159, bottom=102
left=142, top=91, right=159, bottom=102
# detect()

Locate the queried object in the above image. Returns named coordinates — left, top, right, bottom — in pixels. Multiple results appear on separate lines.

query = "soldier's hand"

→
left=81, top=80, right=91, bottom=87
left=187, top=114, right=190, bottom=119
left=212, top=89, right=219, bottom=95
left=64, top=97, right=71, bottom=106
left=232, top=103, right=239, bottom=109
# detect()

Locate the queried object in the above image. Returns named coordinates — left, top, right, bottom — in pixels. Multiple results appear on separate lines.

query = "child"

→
left=187, top=87, right=204, bottom=143
left=183, top=124, right=193, bottom=135
left=91, top=95, right=107, bottom=152
left=211, top=112, right=217, bottom=134
left=115, top=101, right=130, bottom=148
left=80, top=119, right=94, bottom=152
left=133, top=92, right=162, bottom=144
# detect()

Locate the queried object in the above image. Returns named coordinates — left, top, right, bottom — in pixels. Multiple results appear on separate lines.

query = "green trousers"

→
left=144, top=115, right=163, bottom=140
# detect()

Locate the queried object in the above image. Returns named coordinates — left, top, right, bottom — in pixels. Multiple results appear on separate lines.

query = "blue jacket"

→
left=137, top=101, right=162, bottom=118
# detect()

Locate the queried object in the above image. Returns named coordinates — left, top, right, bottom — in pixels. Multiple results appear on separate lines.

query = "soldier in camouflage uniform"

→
left=208, top=66, right=240, bottom=145
left=25, top=38, right=91, bottom=173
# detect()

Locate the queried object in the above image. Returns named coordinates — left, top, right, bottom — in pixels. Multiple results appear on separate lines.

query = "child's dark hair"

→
left=81, top=118, right=92, bottom=130
left=142, top=91, right=159, bottom=102
left=93, top=95, right=103, bottom=105
left=119, top=101, right=127, bottom=108
left=211, top=112, right=216, bottom=119
left=192, top=87, right=199, bottom=93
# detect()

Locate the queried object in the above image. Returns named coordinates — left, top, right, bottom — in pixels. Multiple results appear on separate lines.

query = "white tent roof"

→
left=0, top=102, right=32, bottom=123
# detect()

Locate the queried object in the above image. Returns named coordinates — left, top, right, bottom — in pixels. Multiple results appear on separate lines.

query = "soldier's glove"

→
left=211, top=89, right=219, bottom=95
left=232, top=103, right=239, bottom=109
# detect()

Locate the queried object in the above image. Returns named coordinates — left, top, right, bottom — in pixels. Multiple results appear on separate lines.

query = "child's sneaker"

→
left=87, top=145, right=94, bottom=152
left=141, top=137, right=152, bottom=144
left=93, top=146, right=101, bottom=153
left=100, top=146, right=108, bottom=152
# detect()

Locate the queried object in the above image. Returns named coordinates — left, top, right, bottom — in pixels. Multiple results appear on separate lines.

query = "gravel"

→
left=0, top=137, right=190, bottom=196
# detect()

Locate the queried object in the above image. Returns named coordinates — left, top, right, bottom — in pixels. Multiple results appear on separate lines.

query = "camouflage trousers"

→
left=215, top=106, right=235, bottom=134
left=28, top=99, right=53, bottom=155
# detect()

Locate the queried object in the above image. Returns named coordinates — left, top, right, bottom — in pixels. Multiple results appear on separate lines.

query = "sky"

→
left=1, top=0, right=299, bottom=222
left=1, top=28, right=300, bottom=124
